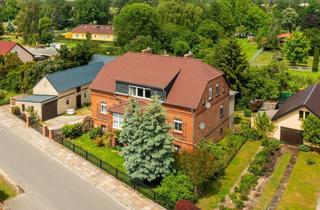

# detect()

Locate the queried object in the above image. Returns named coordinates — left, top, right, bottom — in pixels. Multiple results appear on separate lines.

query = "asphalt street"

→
left=0, top=124, right=127, bottom=210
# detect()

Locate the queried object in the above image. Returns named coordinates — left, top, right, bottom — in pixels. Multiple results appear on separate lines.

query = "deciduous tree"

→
left=302, top=114, right=320, bottom=147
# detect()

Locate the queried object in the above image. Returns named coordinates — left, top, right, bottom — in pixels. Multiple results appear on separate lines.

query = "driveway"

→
left=44, top=115, right=88, bottom=130
left=0, top=123, right=126, bottom=210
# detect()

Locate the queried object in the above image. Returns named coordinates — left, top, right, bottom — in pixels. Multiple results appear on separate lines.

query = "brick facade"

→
left=91, top=75, right=230, bottom=152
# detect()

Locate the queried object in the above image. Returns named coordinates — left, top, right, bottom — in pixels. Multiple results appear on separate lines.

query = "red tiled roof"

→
left=272, top=84, right=320, bottom=120
left=0, top=41, right=17, bottom=55
left=90, top=52, right=224, bottom=109
left=71, top=24, right=113, bottom=35
left=277, top=33, right=291, bottom=39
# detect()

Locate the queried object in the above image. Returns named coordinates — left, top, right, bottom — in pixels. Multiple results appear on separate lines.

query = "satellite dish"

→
left=205, top=102, right=211, bottom=109
left=199, top=122, right=206, bottom=130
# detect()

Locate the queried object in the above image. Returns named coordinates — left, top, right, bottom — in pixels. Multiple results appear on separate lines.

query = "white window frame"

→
left=174, top=119, right=183, bottom=133
left=113, top=113, right=124, bottom=129
left=209, top=86, right=213, bottom=100
left=216, top=81, right=220, bottom=96
left=219, top=104, right=224, bottom=118
left=100, top=102, right=107, bottom=114
left=128, top=85, right=151, bottom=99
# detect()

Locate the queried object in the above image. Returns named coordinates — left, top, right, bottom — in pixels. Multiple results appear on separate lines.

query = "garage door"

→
left=280, top=127, right=303, bottom=145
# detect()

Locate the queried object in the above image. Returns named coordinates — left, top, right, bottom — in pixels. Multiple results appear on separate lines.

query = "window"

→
left=299, top=110, right=310, bottom=119
left=77, top=87, right=81, bottom=92
left=209, top=86, right=213, bottom=100
left=216, top=81, right=220, bottom=96
left=113, top=113, right=124, bottom=129
left=84, top=92, right=87, bottom=98
left=100, top=102, right=107, bottom=114
left=66, top=99, right=70, bottom=105
left=174, top=119, right=183, bottom=132
left=129, top=85, right=151, bottom=99
left=219, top=104, right=224, bottom=118
left=220, top=127, right=223, bottom=135
left=22, top=104, right=25, bottom=112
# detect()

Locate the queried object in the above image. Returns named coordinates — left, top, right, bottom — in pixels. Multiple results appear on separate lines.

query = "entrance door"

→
left=76, top=95, right=81, bottom=108
left=280, top=127, right=303, bottom=145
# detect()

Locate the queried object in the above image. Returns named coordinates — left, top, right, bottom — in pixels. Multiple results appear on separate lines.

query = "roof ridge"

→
left=303, top=84, right=317, bottom=105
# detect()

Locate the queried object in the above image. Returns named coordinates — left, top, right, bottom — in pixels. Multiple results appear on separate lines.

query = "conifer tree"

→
left=119, top=96, right=175, bottom=182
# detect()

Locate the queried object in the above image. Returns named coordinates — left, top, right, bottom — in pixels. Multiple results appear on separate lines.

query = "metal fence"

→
left=51, top=132, right=169, bottom=209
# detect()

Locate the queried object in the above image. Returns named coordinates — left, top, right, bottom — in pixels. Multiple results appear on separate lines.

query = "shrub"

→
left=156, top=173, right=196, bottom=209
left=61, top=123, right=83, bottom=139
left=12, top=106, right=20, bottom=115
left=236, top=173, right=258, bottom=193
left=88, top=127, right=103, bottom=140
left=239, top=124, right=263, bottom=140
left=243, top=109, right=252, bottom=118
left=175, top=200, right=199, bottom=210
left=298, top=144, right=310, bottom=152
left=0, top=90, right=6, bottom=100
left=306, top=158, right=316, bottom=165
left=262, top=138, right=281, bottom=152
left=234, top=116, right=241, bottom=124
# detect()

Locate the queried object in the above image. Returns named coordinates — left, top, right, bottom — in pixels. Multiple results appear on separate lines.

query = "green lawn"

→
left=251, top=50, right=275, bottom=66
left=197, top=140, right=261, bottom=210
left=238, top=38, right=259, bottom=60
left=277, top=152, right=320, bottom=210
left=56, top=38, right=114, bottom=49
left=0, top=178, right=16, bottom=202
left=255, top=152, right=292, bottom=210
left=73, top=134, right=126, bottom=172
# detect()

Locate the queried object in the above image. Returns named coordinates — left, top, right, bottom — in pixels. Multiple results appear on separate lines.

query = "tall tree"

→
left=39, top=16, right=54, bottom=44
left=283, top=31, right=311, bottom=65
left=157, top=0, right=203, bottom=30
left=281, top=7, right=298, bottom=32
left=312, top=46, right=319, bottom=72
left=0, top=0, right=19, bottom=21
left=119, top=96, right=175, bottom=182
left=114, top=3, right=160, bottom=47
left=73, top=0, right=111, bottom=25
left=16, top=0, right=41, bottom=45
left=206, top=38, right=249, bottom=95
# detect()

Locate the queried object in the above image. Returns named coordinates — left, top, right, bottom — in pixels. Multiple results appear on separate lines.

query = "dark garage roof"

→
left=272, top=84, right=320, bottom=120
left=17, top=95, right=57, bottom=103
left=46, top=61, right=104, bottom=93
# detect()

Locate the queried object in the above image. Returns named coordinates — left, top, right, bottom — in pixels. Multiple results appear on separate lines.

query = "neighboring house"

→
left=14, top=55, right=116, bottom=121
left=66, top=24, right=114, bottom=42
left=272, top=84, right=320, bottom=145
left=0, top=41, right=34, bottom=62
left=90, top=52, right=235, bottom=151
left=25, top=47, right=59, bottom=61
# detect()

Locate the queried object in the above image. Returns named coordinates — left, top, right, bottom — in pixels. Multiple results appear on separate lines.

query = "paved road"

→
left=0, top=125, right=127, bottom=210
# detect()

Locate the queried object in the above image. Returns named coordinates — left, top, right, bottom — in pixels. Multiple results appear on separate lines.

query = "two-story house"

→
left=90, top=52, right=234, bottom=151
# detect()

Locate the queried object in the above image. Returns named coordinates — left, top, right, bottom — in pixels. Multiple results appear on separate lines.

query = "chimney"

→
left=141, top=47, right=152, bottom=54
left=184, top=51, right=193, bottom=58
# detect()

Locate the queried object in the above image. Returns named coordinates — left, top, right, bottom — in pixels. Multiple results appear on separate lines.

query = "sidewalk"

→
left=0, top=105, right=164, bottom=210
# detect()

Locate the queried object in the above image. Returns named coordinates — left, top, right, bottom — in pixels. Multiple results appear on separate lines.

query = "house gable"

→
left=33, top=77, right=58, bottom=96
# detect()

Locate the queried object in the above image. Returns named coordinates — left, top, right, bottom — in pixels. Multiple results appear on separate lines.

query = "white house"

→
left=272, top=84, right=320, bottom=145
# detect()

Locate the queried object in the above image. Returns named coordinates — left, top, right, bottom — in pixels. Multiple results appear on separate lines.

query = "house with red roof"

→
left=90, top=52, right=236, bottom=151
left=0, top=41, right=34, bottom=62
left=65, top=24, right=114, bottom=42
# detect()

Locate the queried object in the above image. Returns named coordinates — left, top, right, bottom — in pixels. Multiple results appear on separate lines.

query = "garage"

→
left=280, top=127, right=303, bottom=145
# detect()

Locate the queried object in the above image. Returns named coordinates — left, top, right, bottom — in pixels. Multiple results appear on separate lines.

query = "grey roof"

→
left=26, top=47, right=59, bottom=57
left=272, top=83, right=320, bottom=120
left=89, top=54, right=116, bottom=64
left=17, top=95, right=57, bottom=103
left=46, top=61, right=105, bottom=93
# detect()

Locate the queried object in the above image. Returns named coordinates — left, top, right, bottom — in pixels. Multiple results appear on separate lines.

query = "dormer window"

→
left=129, top=85, right=151, bottom=99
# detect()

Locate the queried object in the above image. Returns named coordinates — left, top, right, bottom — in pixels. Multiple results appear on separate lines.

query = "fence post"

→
left=99, top=159, right=102, bottom=169
left=116, top=168, right=118, bottom=179
left=85, top=151, right=88, bottom=160
left=72, top=143, right=75, bottom=152
left=61, top=138, right=64, bottom=145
